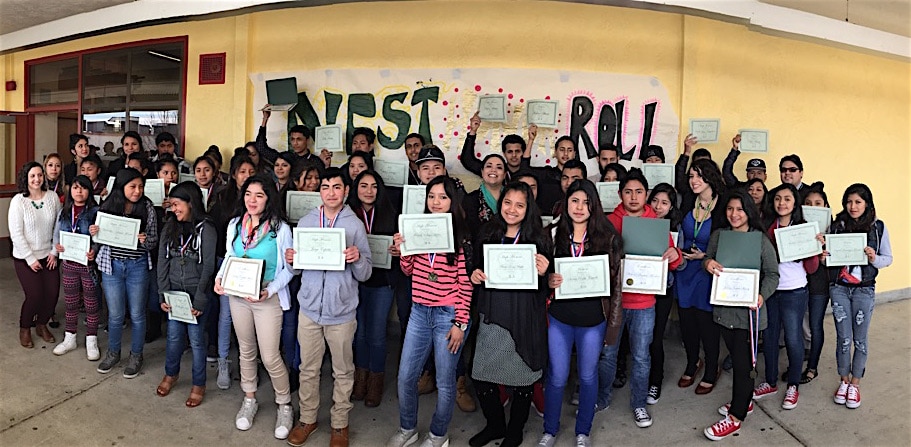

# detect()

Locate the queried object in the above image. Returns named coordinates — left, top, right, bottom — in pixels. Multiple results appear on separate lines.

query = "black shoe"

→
left=613, top=370, right=628, bottom=389
left=722, top=355, right=733, bottom=371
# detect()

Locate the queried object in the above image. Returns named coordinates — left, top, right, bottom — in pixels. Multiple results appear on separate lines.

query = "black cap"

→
left=746, top=158, right=766, bottom=171
left=416, top=145, right=445, bottom=166
left=643, top=145, right=665, bottom=163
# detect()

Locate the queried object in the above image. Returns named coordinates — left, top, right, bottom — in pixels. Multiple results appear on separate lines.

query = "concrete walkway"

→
left=0, top=261, right=908, bottom=446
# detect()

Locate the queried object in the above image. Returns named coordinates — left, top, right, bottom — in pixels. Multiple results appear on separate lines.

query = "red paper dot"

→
left=545, top=95, right=551, bottom=100
left=519, top=98, right=524, bottom=103
left=442, top=100, right=449, bottom=106
left=557, top=120, right=561, bottom=123
left=554, top=129, right=559, bottom=133
left=456, top=114, right=460, bottom=118
left=507, top=110, right=511, bottom=114
left=508, top=94, right=514, bottom=99
left=454, top=131, right=459, bottom=136
left=456, top=155, right=461, bottom=160
left=508, top=103, right=511, bottom=106
left=545, top=159, right=551, bottom=163
left=498, top=88, right=503, bottom=93
left=454, top=87, right=459, bottom=92
left=477, top=152, right=482, bottom=157
left=456, top=104, right=459, bottom=108
left=475, top=85, right=482, bottom=92
left=485, top=140, right=490, bottom=145
left=439, top=134, right=444, bottom=138
left=443, top=117, right=447, bottom=121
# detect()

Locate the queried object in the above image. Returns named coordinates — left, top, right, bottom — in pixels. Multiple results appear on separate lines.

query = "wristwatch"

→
left=451, top=320, right=468, bottom=332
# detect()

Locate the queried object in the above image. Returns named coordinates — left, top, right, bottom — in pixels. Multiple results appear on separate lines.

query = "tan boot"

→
left=19, top=328, right=33, bottom=349
left=456, top=375, right=476, bottom=412
left=365, top=372, right=385, bottom=407
left=35, top=324, right=56, bottom=343
left=329, top=426, right=349, bottom=447
left=417, top=370, right=436, bottom=395
left=352, top=367, right=368, bottom=401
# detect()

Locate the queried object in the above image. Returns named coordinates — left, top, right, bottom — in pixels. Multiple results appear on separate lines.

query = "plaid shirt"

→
left=94, top=199, right=159, bottom=275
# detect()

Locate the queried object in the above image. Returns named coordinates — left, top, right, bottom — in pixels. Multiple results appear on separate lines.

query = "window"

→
left=28, top=57, right=79, bottom=107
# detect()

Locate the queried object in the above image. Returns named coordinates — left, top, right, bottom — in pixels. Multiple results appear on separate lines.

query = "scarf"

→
left=480, top=183, right=499, bottom=214
left=240, top=213, right=271, bottom=255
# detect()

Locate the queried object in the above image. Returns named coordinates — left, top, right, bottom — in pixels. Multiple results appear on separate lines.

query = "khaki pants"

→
left=297, top=313, right=356, bottom=428
left=229, top=295, right=291, bottom=404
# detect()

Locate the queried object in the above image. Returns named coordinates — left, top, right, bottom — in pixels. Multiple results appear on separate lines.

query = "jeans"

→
left=806, top=293, right=829, bottom=370
left=281, top=287, right=301, bottom=372
left=649, top=294, right=673, bottom=387
left=763, top=287, right=808, bottom=387
left=830, top=285, right=875, bottom=379
left=355, top=285, right=395, bottom=372
left=394, top=273, right=413, bottom=339
left=102, top=256, right=150, bottom=355
left=216, top=258, right=233, bottom=360
left=165, top=313, right=208, bottom=386
left=397, top=303, right=468, bottom=437
left=599, top=307, right=655, bottom=410
left=147, top=266, right=161, bottom=313
left=544, top=315, right=605, bottom=437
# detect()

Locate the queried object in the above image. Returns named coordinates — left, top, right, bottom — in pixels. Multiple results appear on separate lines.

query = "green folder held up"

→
left=716, top=231, right=762, bottom=270
left=622, top=216, right=670, bottom=257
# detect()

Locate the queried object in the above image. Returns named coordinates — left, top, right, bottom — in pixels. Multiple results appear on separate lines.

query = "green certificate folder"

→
left=622, top=217, right=670, bottom=257
left=716, top=231, right=762, bottom=270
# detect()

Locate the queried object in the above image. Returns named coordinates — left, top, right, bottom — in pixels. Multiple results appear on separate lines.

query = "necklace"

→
left=692, top=197, right=715, bottom=250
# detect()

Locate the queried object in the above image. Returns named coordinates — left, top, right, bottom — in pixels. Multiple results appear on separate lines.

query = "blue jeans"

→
left=397, top=303, right=468, bottom=437
left=102, top=256, right=149, bottom=355
left=355, top=285, right=395, bottom=372
left=544, top=315, right=605, bottom=437
left=165, top=313, right=208, bottom=386
left=281, top=287, right=301, bottom=372
left=147, top=266, right=161, bottom=313
left=763, top=287, right=808, bottom=386
left=215, top=258, right=233, bottom=360
left=599, top=307, right=655, bottom=409
left=830, top=285, right=875, bottom=378
left=806, top=293, right=829, bottom=370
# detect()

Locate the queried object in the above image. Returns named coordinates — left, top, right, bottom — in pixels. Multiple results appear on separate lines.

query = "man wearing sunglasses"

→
left=779, top=154, right=807, bottom=191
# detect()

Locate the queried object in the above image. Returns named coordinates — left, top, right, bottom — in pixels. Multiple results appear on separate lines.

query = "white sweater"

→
left=8, top=191, right=61, bottom=265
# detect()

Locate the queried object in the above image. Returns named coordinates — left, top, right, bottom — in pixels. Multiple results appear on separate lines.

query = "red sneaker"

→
left=846, top=384, right=861, bottom=409
left=833, top=381, right=849, bottom=405
left=718, top=401, right=754, bottom=416
left=704, top=415, right=741, bottom=441
left=782, top=385, right=799, bottom=410
left=752, top=382, right=778, bottom=400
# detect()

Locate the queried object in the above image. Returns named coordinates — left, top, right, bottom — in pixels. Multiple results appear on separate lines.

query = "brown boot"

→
left=351, top=367, right=368, bottom=401
left=456, top=375, right=476, bottom=412
left=35, top=324, right=55, bottom=343
left=365, top=372, right=384, bottom=407
left=329, top=426, right=349, bottom=447
left=417, top=370, right=436, bottom=395
left=19, top=328, right=33, bottom=349
left=287, top=421, right=318, bottom=447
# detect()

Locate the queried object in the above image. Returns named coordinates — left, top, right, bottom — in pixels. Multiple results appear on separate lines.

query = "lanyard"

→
left=179, top=234, right=193, bottom=256
left=319, top=206, right=336, bottom=229
left=71, top=206, right=81, bottom=228
left=693, top=197, right=715, bottom=243
left=49, top=179, right=60, bottom=194
left=502, top=231, right=521, bottom=245
left=748, top=307, right=760, bottom=375
left=571, top=231, right=587, bottom=257
left=775, top=217, right=791, bottom=229
left=361, top=208, right=374, bottom=234
left=92, top=180, right=100, bottom=192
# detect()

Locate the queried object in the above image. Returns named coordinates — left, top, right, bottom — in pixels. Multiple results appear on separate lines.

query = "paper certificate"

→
left=222, top=257, right=264, bottom=298
left=93, top=212, right=141, bottom=250
left=689, top=119, right=721, bottom=143
left=642, top=163, right=675, bottom=189
left=398, top=213, right=455, bottom=256
left=315, top=125, right=344, bottom=152
left=367, top=235, right=394, bottom=270
left=773, top=221, right=822, bottom=263
left=554, top=255, right=611, bottom=300
left=105, top=176, right=115, bottom=196
left=596, top=182, right=620, bottom=212
left=621, top=255, right=668, bottom=295
left=483, top=244, right=538, bottom=290
left=163, top=291, right=198, bottom=324
left=286, top=191, right=323, bottom=222
left=526, top=100, right=559, bottom=127
left=200, top=187, right=210, bottom=211
left=802, top=206, right=831, bottom=233
left=709, top=268, right=760, bottom=307
left=478, top=95, right=507, bottom=122
left=670, top=231, right=679, bottom=248
left=402, top=185, right=427, bottom=215
left=58, top=231, right=90, bottom=266
left=145, top=179, right=166, bottom=206
left=179, top=172, right=196, bottom=184
left=374, top=158, right=409, bottom=187
left=739, top=129, right=769, bottom=153
left=825, top=234, right=868, bottom=267
left=293, top=227, right=347, bottom=271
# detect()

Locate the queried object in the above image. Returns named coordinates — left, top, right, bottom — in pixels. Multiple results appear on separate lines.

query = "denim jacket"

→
left=53, top=205, right=99, bottom=250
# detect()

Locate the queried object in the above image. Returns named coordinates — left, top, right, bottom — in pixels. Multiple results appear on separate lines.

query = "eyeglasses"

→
left=779, top=167, right=800, bottom=173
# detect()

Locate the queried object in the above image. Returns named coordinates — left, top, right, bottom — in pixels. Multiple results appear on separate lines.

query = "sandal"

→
left=800, top=369, right=817, bottom=384
left=156, top=375, right=178, bottom=397
left=185, top=385, right=205, bottom=407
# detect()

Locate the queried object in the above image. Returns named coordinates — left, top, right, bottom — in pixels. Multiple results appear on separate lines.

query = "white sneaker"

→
left=536, top=433, right=556, bottom=447
left=418, top=432, right=449, bottom=447
left=386, top=427, right=418, bottom=447
left=53, top=332, right=77, bottom=355
left=85, top=335, right=100, bottom=361
left=274, top=404, right=293, bottom=439
left=833, top=381, right=849, bottom=405
left=235, top=397, right=258, bottom=430
left=575, top=434, right=592, bottom=447
left=634, top=407, right=653, bottom=428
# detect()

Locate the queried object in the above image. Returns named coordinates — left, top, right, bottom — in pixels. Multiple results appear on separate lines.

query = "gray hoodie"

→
left=295, top=205, right=372, bottom=325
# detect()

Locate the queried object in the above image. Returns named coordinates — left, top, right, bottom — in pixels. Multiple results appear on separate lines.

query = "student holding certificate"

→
left=523, top=129, right=577, bottom=216
left=463, top=154, right=507, bottom=239
left=701, top=191, right=780, bottom=440
left=214, top=175, right=295, bottom=438
left=801, top=183, right=832, bottom=385
left=155, top=183, right=217, bottom=408
left=468, top=182, right=552, bottom=447
left=461, top=112, right=529, bottom=182
left=51, top=176, right=100, bottom=359
left=388, top=175, right=473, bottom=447
left=825, top=184, right=892, bottom=410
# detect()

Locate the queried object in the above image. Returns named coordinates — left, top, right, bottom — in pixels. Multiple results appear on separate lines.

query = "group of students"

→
left=8, top=112, right=892, bottom=447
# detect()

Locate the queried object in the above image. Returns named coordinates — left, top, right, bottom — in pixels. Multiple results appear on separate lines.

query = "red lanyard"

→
left=361, top=208, right=374, bottom=234
left=319, top=206, right=336, bottom=228
left=571, top=231, right=587, bottom=257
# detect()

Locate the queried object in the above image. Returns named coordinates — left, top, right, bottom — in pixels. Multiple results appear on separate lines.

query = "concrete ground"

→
left=0, top=260, right=908, bottom=447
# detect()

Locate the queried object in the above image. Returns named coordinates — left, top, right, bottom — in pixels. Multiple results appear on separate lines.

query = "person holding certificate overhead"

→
left=468, top=182, right=552, bottom=447
left=214, top=175, right=295, bottom=438
left=539, top=179, right=622, bottom=447
left=387, top=175, right=473, bottom=447
left=753, top=183, right=819, bottom=410
left=155, top=182, right=217, bottom=408
left=51, top=175, right=100, bottom=359
left=825, top=184, right=892, bottom=410
left=701, top=190, right=780, bottom=440
left=463, top=154, right=507, bottom=239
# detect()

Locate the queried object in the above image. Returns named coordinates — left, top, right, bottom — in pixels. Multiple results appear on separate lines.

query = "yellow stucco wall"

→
left=0, top=1, right=908, bottom=292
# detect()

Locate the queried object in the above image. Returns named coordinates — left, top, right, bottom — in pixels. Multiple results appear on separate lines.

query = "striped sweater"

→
left=400, top=251, right=473, bottom=325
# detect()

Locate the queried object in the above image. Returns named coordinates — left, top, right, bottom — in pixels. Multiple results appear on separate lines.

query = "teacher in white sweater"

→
left=8, top=161, right=62, bottom=348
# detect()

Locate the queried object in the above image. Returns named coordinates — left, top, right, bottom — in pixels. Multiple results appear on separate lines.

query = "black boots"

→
left=502, top=386, right=533, bottom=447
left=469, top=382, right=506, bottom=447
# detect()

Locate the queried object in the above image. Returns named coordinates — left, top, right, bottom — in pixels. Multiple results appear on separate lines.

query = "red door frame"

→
left=0, top=112, right=33, bottom=197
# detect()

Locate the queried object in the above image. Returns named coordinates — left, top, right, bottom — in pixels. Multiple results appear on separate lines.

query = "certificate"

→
left=58, top=231, right=90, bottom=266
left=374, top=158, right=409, bottom=187
left=144, top=178, right=166, bottom=206
left=670, top=231, right=679, bottom=248
left=739, top=129, right=769, bottom=153
left=315, top=125, right=344, bottom=152
left=483, top=244, right=538, bottom=290
left=621, top=255, right=668, bottom=295
left=709, top=268, right=760, bottom=307
left=802, top=206, right=831, bottom=233
left=179, top=172, right=196, bottom=184
left=526, top=100, right=559, bottom=127
left=689, top=118, right=721, bottom=143
left=200, top=187, right=210, bottom=211
left=596, top=182, right=620, bottom=212
left=773, top=221, right=822, bottom=262
left=402, top=185, right=427, bottom=215
left=367, top=235, right=394, bottom=270
left=105, top=176, right=116, bottom=196
left=163, top=291, right=198, bottom=324
left=398, top=213, right=455, bottom=256
left=286, top=191, right=323, bottom=222
left=478, top=95, right=507, bottom=122
left=641, top=163, right=675, bottom=189
left=94, top=194, right=102, bottom=204
left=293, top=227, right=347, bottom=271
left=93, top=212, right=141, bottom=250
left=825, top=234, right=868, bottom=267
left=222, top=256, right=264, bottom=298
left=554, top=255, right=611, bottom=300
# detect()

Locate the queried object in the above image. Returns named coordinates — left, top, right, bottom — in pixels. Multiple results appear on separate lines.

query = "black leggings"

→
left=720, top=327, right=754, bottom=421
left=648, top=295, right=674, bottom=387
left=679, top=306, right=721, bottom=383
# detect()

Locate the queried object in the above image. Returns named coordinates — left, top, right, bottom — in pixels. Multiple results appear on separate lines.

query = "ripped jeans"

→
left=830, top=285, right=875, bottom=379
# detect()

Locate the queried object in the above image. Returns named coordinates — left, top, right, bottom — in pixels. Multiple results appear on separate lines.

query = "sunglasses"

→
left=779, top=167, right=800, bottom=173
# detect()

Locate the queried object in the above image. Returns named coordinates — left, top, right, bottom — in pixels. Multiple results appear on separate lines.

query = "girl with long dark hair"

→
left=801, top=182, right=830, bottom=384
left=44, top=153, right=66, bottom=203
left=746, top=178, right=768, bottom=219
left=463, top=154, right=508, bottom=237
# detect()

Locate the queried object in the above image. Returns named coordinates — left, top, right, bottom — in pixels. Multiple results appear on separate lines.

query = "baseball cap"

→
left=643, top=145, right=665, bottom=163
left=746, top=158, right=766, bottom=171
left=416, top=145, right=446, bottom=166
